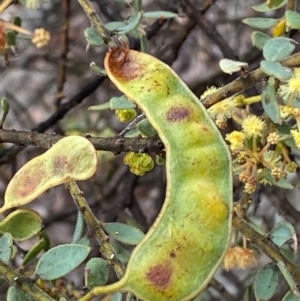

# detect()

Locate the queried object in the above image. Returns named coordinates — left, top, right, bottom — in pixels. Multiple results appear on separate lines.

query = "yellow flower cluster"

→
left=202, top=76, right=300, bottom=195
left=290, top=130, right=300, bottom=149
left=202, top=87, right=242, bottom=129
left=279, top=105, right=293, bottom=119
left=223, top=247, right=256, bottom=270
left=242, top=115, right=265, bottom=138
left=226, top=131, right=245, bottom=151
left=279, top=68, right=300, bottom=104
left=225, top=115, right=266, bottom=150
left=286, top=161, right=298, bottom=173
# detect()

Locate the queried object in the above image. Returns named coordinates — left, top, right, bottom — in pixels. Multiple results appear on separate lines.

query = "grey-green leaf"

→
left=260, top=60, right=292, bottom=81
left=72, top=210, right=84, bottom=243
left=264, top=169, right=294, bottom=189
left=110, top=95, right=136, bottom=109
left=242, top=18, right=279, bottom=29
left=84, top=27, right=104, bottom=47
left=22, top=238, right=48, bottom=267
left=270, top=222, right=296, bottom=247
left=282, top=290, right=300, bottom=301
left=263, top=37, right=296, bottom=62
left=286, top=10, right=300, bottom=30
left=276, top=124, right=297, bottom=149
left=7, top=286, right=30, bottom=301
left=251, top=31, right=271, bottom=50
left=75, top=237, right=90, bottom=246
left=124, top=127, right=140, bottom=138
left=219, top=59, right=248, bottom=74
left=252, top=0, right=287, bottom=11
left=277, top=261, right=299, bottom=294
left=261, top=77, right=281, bottom=123
left=114, top=12, right=143, bottom=34
left=254, top=263, right=280, bottom=300
left=104, top=222, right=145, bottom=245
left=85, top=258, right=109, bottom=289
left=138, top=119, right=157, bottom=137
left=0, top=233, right=13, bottom=263
left=35, top=244, right=90, bottom=280
left=143, top=11, right=177, bottom=19
left=105, top=21, right=125, bottom=31
left=88, top=103, right=111, bottom=111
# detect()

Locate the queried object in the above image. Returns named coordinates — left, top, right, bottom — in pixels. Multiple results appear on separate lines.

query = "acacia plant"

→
left=0, top=0, right=300, bottom=301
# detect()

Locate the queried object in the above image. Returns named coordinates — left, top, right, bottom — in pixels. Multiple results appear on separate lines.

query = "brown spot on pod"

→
left=53, top=155, right=69, bottom=174
left=16, top=172, right=44, bottom=197
left=105, top=47, right=143, bottom=81
left=166, top=106, right=191, bottom=122
left=146, top=263, right=173, bottom=290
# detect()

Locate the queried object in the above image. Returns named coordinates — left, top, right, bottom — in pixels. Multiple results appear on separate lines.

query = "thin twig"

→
left=178, top=0, right=237, bottom=60
left=77, top=0, right=115, bottom=48
left=55, top=0, right=71, bottom=108
left=0, top=129, right=164, bottom=153
left=65, top=180, right=126, bottom=278
left=0, top=0, right=13, bottom=13
left=118, top=113, right=145, bottom=137
left=201, top=51, right=300, bottom=107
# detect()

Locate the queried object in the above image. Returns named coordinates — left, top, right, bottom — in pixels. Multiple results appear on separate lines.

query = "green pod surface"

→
left=81, top=48, right=232, bottom=301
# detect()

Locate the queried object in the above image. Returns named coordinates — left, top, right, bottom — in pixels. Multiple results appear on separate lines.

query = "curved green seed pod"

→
left=80, top=48, right=232, bottom=301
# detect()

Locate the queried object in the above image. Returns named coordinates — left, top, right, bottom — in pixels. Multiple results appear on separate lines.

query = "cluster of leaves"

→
left=209, top=1, right=300, bottom=197
left=208, top=1, right=300, bottom=299
left=1, top=0, right=300, bottom=301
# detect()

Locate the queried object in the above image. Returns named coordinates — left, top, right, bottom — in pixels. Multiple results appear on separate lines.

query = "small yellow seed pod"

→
left=115, top=108, right=137, bottom=122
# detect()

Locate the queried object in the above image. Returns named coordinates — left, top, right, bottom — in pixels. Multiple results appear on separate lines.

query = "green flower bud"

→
left=115, top=109, right=137, bottom=122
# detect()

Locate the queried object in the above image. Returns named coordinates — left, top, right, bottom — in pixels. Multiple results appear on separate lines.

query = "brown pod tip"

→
left=105, top=47, right=143, bottom=81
